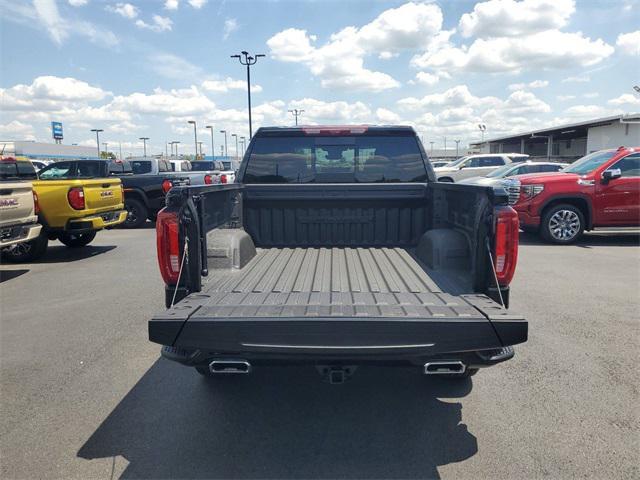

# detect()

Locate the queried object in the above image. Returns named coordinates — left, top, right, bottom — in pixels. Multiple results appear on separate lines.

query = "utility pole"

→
left=288, top=109, right=304, bottom=126
left=220, top=129, right=228, bottom=157
left=231, top=51, right=265, bottom=138
left=206, top=125, right=215, bottom=160
left=231, top=134, right=238, bottom=161
left=454, top=139, right=460, bottom=159
left=187, top=120, right=198, bottom=160
left=139, top=137, right=149, bottom=157
left=90, top=128, right=103, bottom=158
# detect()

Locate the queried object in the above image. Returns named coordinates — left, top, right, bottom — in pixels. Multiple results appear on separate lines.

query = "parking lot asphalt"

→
left=1, top=226, right=639, bottom=479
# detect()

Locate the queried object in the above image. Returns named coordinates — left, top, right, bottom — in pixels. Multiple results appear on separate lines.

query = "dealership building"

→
left=0, top=141, right=98, bottom=161
left=469, top=114, right=640, bottom=162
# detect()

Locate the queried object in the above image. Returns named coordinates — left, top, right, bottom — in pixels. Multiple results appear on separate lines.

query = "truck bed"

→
left=150, top=246, right=526, bottom=357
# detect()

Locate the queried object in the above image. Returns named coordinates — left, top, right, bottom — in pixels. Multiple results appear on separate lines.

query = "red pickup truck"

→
left=513, top=147, right=640, bottom=243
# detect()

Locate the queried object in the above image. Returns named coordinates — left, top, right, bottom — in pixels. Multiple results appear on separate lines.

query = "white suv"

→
left=434, top=154, right=518, bottom=182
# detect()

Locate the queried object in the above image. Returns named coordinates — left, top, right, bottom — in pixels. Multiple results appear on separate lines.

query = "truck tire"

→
left=123, top=198, right=148, bottom=229
left=59, top=231, right=97, bottom=248
left=540, top=203, right=584, bottom=244
left=1, top=232, right=48, bottom=263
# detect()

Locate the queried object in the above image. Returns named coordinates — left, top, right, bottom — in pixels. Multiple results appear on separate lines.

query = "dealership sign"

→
left=51, top=122, right=63, bottom=140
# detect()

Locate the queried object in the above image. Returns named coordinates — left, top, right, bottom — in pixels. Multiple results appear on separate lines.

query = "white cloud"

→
left=557, top=95, right=576, bottom=101
left=111, top=86, right=216, bottom=117
left=188, top=0, right=207, bottom=8
left=201, top=78, right=262, bottom=93
left=223, top=18, right=238, bottom=39
left=414, top=72, right=440, bottom=86
left=136, top=15, right=173, bottom=33
left=376, top=108, right=401, bottom=123
left=616, top=31, right=640, bottom=56
left=68, top=0, right=88, bottom=6
left=412, top=30, right=613, bottom=74
left=106, top=3, right=139, bottom=19
left=562, top=75, right=590, bottom=83
left=508, top=80, right=549, bottom=91
left=164, top=0, right=179, bottom=10
left=33, top=0, right=68, bottom=44
left=583, top=92, right=599, bottom=99
left=287, top=98, right=372, bottom=124
left=459, top=0, right=575, bottom=38
left=147, top=53, right=203, bottom=80
left=565, top=105, right=618, bottom=117
left=268, top=2, right=444, bottom=92
left=0, top=120, right=36, bottom=140
left=608, top=94, right=640, bottom=106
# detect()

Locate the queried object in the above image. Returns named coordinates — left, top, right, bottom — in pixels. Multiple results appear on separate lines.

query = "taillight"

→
left=161, top=179, right=173, bottom=194
left=156, top=208, right=181, bottom=284
left=33, top=191, right=40, bottom=214
left=494, top=206, right=519, bottom=286
left=67, top=187, right=85, bottom=210
left=204, top=174, right=213, bottom=184
left=220, top=174, right=227, bottom=184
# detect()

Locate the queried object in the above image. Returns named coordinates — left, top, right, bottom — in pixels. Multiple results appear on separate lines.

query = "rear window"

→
left=0, top=160, right=37, bottom=181
left=191, top=161, right=220, bottom=171
left=244, top=135, right=427, bottom=183
left=131, top=160, right=152, bottom=174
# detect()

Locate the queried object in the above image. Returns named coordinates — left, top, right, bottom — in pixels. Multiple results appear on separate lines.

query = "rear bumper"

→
left=0, top=222, right=42, bottom=247
left=66, top=210, right=127, bottom=232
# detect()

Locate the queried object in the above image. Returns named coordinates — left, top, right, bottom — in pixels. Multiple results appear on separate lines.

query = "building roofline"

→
left=470, top=113, right=640, bottom=146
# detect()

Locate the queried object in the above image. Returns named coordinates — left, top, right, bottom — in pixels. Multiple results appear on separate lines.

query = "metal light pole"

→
left=165, top=142, right=169, bottom=158
left=172, top=141, right=180, bottom=157
left=231, top=134, right=239, bottom=161
left=139, top=137, right=149, bottom=157
left=206, top=125, right=215, bottom=160
left=231, top=51, right=265, bottom=138
left=454, top=140, right=460, bottom=159
left=102, top=142, right=108, bottom=157
left=429, top=141, right=434, bottom=155
left=240, top=136, right=246, bottom=157
left=288, top=109, right=304, bottom=126
left=119, top=142, right=123, bottom=160
left=220, top=130, right=228, bottom=157
left=187, top=120, right=198, bottom=160
left=90, top=128, right=103, bottom=158
left=219, top=145, right=224, bottom=157
left=478, top=124, right=487, bottom=142
left=197, top=141, right=204, bottom=159
left=444, top=137, right=447, bottom=151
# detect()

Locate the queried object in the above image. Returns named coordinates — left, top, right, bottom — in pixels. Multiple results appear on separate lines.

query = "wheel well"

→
left=542, top=197, right=591, bottom=229
left=438, top=177, right=454, bottom=183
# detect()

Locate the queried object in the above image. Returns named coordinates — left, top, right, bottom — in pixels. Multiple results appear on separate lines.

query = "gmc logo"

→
left=0, top=198, right=18, bottom=208
left=100, top=191, right=114, bottom=198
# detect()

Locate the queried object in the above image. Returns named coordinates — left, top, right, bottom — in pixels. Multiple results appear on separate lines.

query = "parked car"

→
left=149, top=125, right=527, bottom=383
left=434, top=154, right=514, bottom=182
left=460, top=161, right=569, bottom=185
left=190, top=160, right=236, bottom=183
left=0, top=157, right=42, bottom=258
left=3, top=158, right=127, bottom=262
left=514, top=147, right=640, bottom=243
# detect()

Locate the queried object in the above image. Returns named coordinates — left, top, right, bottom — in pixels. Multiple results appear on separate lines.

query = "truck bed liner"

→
left=198, top=247, right=478, bottom=319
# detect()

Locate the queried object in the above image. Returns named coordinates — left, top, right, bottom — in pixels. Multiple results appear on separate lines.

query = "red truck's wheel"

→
left=541, top=204, right=584, bottom=244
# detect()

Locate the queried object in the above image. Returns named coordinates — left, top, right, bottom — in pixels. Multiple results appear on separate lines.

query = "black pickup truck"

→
left=149, top=126, right=527, bottom=383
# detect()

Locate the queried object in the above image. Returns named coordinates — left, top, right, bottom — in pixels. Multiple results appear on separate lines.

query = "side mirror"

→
left=602, top=168, right=622, bottom=183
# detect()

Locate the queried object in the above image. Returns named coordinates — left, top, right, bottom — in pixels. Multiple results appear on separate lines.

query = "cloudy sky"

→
left=1, top=0, right=639, bottom=156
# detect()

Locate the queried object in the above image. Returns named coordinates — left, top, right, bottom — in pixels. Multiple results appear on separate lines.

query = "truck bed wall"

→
left=243, top=184, right=430, bottom=247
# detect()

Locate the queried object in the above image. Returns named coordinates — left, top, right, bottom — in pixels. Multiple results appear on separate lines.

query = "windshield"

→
left=443, top=156, right=468, bottom=168
left=244, top=134, right=427, bottom=184
left=563, top=150, right=616, bottom=175
left=486, top=163, right=518, bottom=178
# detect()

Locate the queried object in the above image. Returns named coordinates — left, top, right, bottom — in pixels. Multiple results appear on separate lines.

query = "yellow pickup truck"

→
left=2, top=159, right=126, bottom=262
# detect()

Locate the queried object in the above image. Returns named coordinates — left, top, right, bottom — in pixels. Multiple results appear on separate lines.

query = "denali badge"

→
left=0, top=198, right=19, bottom=208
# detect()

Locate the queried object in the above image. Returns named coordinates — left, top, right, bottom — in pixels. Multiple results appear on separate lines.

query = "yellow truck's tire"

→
left=59, top=231, right=97, bottom=248
left=1, top=232, right=48, bottom=263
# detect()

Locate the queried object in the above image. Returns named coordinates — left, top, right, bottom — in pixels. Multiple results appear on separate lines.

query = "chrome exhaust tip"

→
left=209, top=359, right=252, bottom=374
left=424, top=361, right=466, bottom=375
